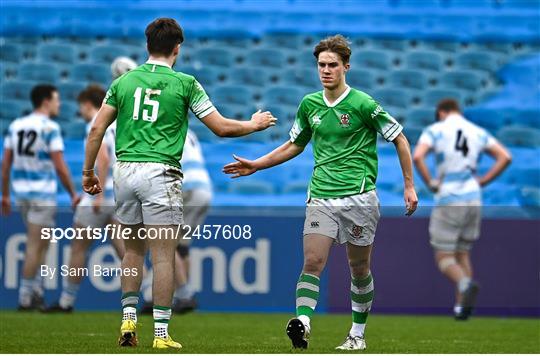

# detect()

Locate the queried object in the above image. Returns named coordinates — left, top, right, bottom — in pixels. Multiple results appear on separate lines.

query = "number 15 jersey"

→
left=417, top=113, right=497, bottom=205
left=104, top=60, right=216, bottom=169
left=4, top=113, right=64, bottom=201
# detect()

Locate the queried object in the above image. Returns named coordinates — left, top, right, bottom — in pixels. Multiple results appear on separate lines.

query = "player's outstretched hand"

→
left=1, top=196, right=11, bottom=215
left=82, top=173, right=102, bottom=195
left=251, top=109, right=277, bottom=131
left=223, top=155, right=258, bottom=178
left=404, top=186, right=418, bottom=216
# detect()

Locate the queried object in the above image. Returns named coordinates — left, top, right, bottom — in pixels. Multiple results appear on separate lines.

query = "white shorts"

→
left=429, top=200, right=481, bottom=251
left=180, top=188, right=212, bottom=246
left=113, top=161, right=184, bottom=226
left=303, top=190, right=380, bottom=247
left=17, top=199, right=56, bottom=227
left=73, top=194, right=117, bottom=228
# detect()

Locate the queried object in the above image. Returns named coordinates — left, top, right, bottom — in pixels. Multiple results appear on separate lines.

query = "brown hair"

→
left=77, top=84, right=106, bottom=108
left=145, top=18, right=184, bottom=56
left=313, top=35, right=352, bottom=64
left=436, top=98, right=461, bottom=118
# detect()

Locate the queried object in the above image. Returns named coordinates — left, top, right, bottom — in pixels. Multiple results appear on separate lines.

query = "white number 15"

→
left=133, top=87, right=161, bottom=122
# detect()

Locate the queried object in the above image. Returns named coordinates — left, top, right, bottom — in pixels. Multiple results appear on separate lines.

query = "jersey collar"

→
left=146, top=59, right=172, bottom=68
left=323, top=85, right=351, bottom=108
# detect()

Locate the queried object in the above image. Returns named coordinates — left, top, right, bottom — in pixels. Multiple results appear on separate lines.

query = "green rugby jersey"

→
left=104, top=60, right=215, bottom=168
left=289, top=86, right=402, bottom=199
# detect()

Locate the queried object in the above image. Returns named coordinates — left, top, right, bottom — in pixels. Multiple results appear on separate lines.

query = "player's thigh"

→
left=303, top=233, right=335, bottom=268
left=26, top=200, right=56, bottom=228
left=145, top=224, right=178, bottom=263
left=122, top=223, right=146, bottom=256
left=338, top=190, right=381, bottom=247
left=70, top=225, right=95, bottom=253
left=429, top=205, right=461, bottom=251
left=183, top=189, right=212, bottom=229
left=74, top=195, right=115, bottom=229
left=457, top=203, right=482, bottom=251
left=114, top=162, right=143, bottom=225
left=136, top=163, right=183, bottom=226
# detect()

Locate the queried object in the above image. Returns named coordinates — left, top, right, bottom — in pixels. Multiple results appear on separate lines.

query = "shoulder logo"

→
left=340, top=113, right=350, bottom=128
left=371, top=105, right=383, bottom=119
left=311, top=114, right=321, bottom=126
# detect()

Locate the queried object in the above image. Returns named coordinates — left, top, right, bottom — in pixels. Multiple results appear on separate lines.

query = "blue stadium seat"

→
left=91, top=45, right=129, bottom=64
left=423, top=89, right=463, bottom=107
left=346, top=69, right=381, bottom=90
left=218, top=103, right=257, bottom=120
left=389, top=69, right=428, bottom=90
left=502, top=0, right=540, bottom=7
left=189, top=120, right=218, bottom=142
left=38, top=44, right=76, bottom=63
left=228, top=179, right=275, bottom=195
left=193, top=47, right=236, bottom=68
left=261, top=33, right=304, bottom=50
left=0, top=61, right=18, bottom=80
left=246, top=48, right=288, bottom=68
left=353, top=50, right=393, bottom=70
left=402, top=125, right=424, bottom=144
left=70, top=64, right=111, bottom=85
left=58, top=82, right=88, bottom=102
left=58, top=101, right=80, bottom=122
left=513, top=109, right=540, bottom=128
left=237, top=129, right=272, bottom=142
left=518, top=186, right=540, bottom=208
left=405, top=51, right=444, bottom=72
left=282, top=180, right=309, bottom=194
left=176, top=65, right=226, bottom=87
left=229, top=67, right=279, bottom=87
left=0, top=100, right=26, bottom=120
left=456, top=51, right=498, bottom=72
left=61, top=121, right=86, bottom=139
left=263, top=85, right=304, bottom=107
left=407, top=108, right=435, bottom=127
left=370, top=38, right=409, bottom=52
left=463, top=107, right=504, bottom=132
left=282, top=68, right=319, bottom=90
left=18, top=63, right=60, bottom=82
left=497, top=125, right=540, bottom=147
left=441, top=70, right=486, bottom=91
left=0, top=43, right=22, bottom=62
left=264, top=104, right=297, bottom=125
left=372, top=88, right=415, bottom=109
left=297, top=49, right=317, bottom=67
left=1, top=80, right=35, bottom=101
left=211, top=85, right=257, bottom=106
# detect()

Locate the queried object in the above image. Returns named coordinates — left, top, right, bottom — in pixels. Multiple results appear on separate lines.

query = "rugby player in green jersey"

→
left=82, top=18, right=276, bottom=349
left=224, top=35, right=418, bottom=351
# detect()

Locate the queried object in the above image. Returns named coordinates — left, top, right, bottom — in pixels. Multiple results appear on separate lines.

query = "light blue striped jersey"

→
left=418, top=113, right=497, bottom=205
left=3, top=113, right=64, bottom=201
left=180, top=129, right=211, bottom=192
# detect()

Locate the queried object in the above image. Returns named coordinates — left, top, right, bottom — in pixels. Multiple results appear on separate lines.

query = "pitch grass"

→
left=0, top=311, right=538, bottom=353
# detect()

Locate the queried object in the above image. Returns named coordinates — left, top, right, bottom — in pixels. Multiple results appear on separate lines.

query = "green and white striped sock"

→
left=121, top=292, right=139, bottom=323
left=350, top=272, right=374, bottom=337
left=296, top=273, right=320, bottom=326
left=153, top=305, right=171, bottom=339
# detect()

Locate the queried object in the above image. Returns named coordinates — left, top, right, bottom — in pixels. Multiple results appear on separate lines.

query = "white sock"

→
left=122, top=306, right=137, bottom=323
left=454, top=305, right=463, bottom=314
left=298, top=314, right=311, bottom=330
left=19, top=278, right=34, bottom=307
left=153, top=307, right=172, bottom=339
left=350, top=322, right=366, bottom=337
left=59, top=281, right=80, bottom=308
left=458, top=277, right=471, bottom=293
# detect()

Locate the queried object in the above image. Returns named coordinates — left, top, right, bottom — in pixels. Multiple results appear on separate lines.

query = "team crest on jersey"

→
left=352, top=225, right=363, bottom=238
left=311, top=114, right=321, bottom=126
left=340, top=113, right=350, bottom=128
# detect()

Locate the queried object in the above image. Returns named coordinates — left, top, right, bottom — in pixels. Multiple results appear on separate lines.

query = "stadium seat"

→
left=297, top=49, right=317, bottom=67
left=441, top=70, right=487, bottom=91
left=38, top=44, right=76, bottom=63
left=91, top=45, right=129, bottom=64
left=463, top=107, right=504, bottom=132
left=456, top=51, right=498, bottom=72
left=211, top=85, right=257, bottom=106
left=18, top=63, right=60, bottom=82
left=518, top=186, right=540, bottom=208
left=402, top=124, right=424, bottom=144
left=70, top=63, right=111, bottom=85
left=218, top=103, right=257, bottom=120
left=347, top=68, right=382, bottom=90
left=263, top=86, right=304, bottom=107
left=0, top=43, right=22, bottom=62
left=282, top=68, right=320, bottom=90
left=389, top=69, right=428, bottom=90
left=0, top=99, right=26, bottom=120
left=58, top=101, right=80, bottom=122
left=282, top=180, right=309, bottom=194
left=246, top=48, right=288, bottom=68
left=261, top=33, right=304, bottom=50
left=405, top=51, right=444, bottom=72
left=228, top=179, right=275, bottom=195
left=229, top=67, right=280, bottom=87
left=370, top=38, right=409, bottom=52
left=372, top=88, right=415, bottom=109
left=193, top=47, right=236, bottom=68
left=423, top=89, right=463, bottom=107
left=407, top=108, right=435, bottom=127
left=0, top=61, right=18, bottom=80
left=58, top=82, right=88, bottom=102
left=61, top=121, right=86, bottom=139
left=1, top=80, right=35, bottom=101
left=353, top=50, right=393, bottom=70
left=176, top=65, right=226, bottom=87
left=497, top=125, right=540, bottom=147
left=237, top=129, right=272, bottom=142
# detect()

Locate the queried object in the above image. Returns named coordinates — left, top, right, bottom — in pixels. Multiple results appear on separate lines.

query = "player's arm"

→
left=478, top=142, right=512, bottom=187
left=50, top=150, right=79, bottom=208
left=200, top=109, right=276, bottom=137
left=83, top=104, right=117, bottom=195
left=223, top=141, right=304, bottom=178
left=392, top=132, right=418, bottom=216
left=92, top=141, right=110, bottom=212
left=412, top=142, right=438, bottom=192
left=1, top=148, right=13, bottom=215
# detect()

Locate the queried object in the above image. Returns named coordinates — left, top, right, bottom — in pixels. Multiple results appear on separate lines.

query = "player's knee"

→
left=303, top=254, right=325, bottom=274
left=437, top=256, right=457, bottom=272
left=348, top=258, right=370, bottom=278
